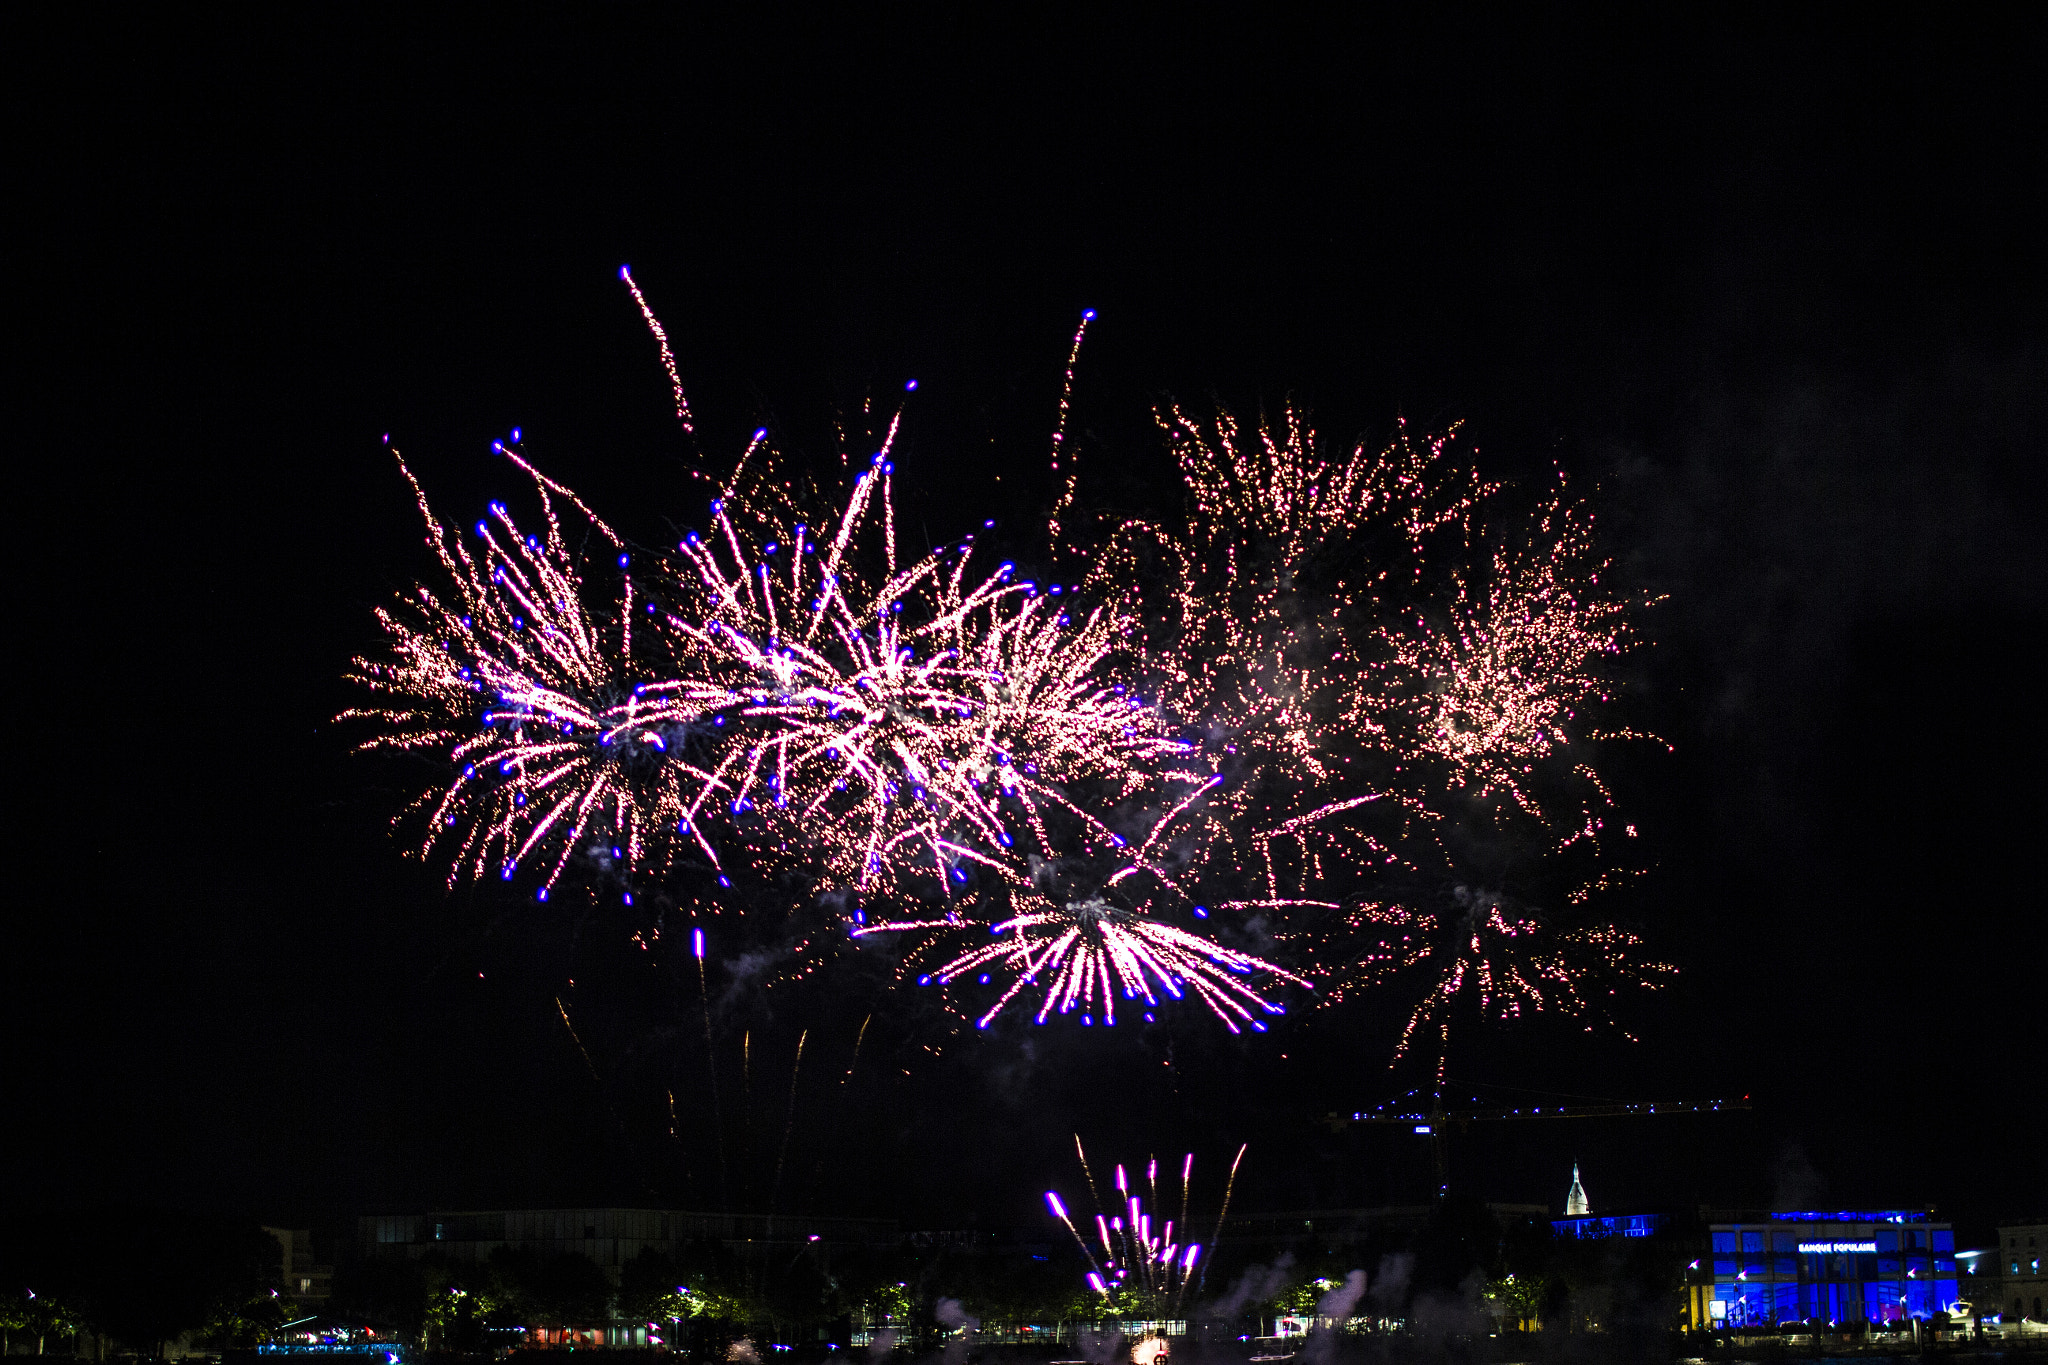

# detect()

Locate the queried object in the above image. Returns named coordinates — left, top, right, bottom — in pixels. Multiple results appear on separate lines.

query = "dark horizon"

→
left=11, top=11, right=2045, bottom=1254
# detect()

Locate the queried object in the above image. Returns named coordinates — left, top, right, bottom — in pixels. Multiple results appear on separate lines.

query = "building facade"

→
left=1550, top=1208, right=1960, bottom=1328
left=1702, top=1211, right=1956, bottom=1327
left=262, top=1227, right=333, bottom=1307
left=357, top=1207, right=895, bottom=1282
left=1998, top=1223, right=2048, bottom=1322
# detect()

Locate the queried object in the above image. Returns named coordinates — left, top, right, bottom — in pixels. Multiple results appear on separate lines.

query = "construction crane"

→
left=1324, top=1092, right=1752, bottom=1197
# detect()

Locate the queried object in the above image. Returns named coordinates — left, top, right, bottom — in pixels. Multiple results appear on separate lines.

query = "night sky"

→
left=13, top=12, right=2046, bottom=1247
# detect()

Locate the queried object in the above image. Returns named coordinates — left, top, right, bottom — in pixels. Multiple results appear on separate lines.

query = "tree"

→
left=0, top=1287, right=84, bottom=1356
left=486, top=1247, right=610, bottom=1328
left=1484, top=1273, right=1544, bottom=1331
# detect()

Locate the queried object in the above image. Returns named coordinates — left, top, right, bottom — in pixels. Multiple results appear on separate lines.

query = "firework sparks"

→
left=341, top=442, right=699, bottom=898
left=345, top=423, right=1191, bottom=911
left=646, top=432, right=1194, bottom=895
left=1351, top=486, right=1655, bottom=822
left=890, top=891, right=1307, bottom=1033
left=346, top=269, right=1674, bottom=1059
left=855, top=774, right=1312, bottom=1032
left=1081, top=408, right=1491, bottom=900
left=1316, top=885, right=1674, bottom=1084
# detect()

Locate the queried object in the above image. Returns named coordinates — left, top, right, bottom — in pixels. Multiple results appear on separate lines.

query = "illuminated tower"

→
left=1565, top=1163, right=1590, bottom=1216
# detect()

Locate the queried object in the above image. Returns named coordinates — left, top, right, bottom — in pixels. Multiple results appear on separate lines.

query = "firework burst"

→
left=1351, top=485, right=1657, bottom=825
left=1081, top=407, right=1492, bottom=901
left=1314, top=884, right=1674, bottom=1085
left=346, top=269, right=1675, bottom=1058
left=856, top=770, right=1313, bottom=1032
left=646, top=430, right=1193, bottom=896
left=345, top=420, right=1194, bottom=913
left=342, top=443, right=699, bottom=898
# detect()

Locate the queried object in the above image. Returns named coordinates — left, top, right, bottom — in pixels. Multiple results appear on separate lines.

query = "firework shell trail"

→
left=619, top=265, right=694, bottom=436
left=1044, top=309, right=1094, bottom=547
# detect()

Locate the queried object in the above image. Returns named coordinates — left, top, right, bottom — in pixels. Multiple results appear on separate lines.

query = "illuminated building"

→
left=1551, top=1208, right=1959, bottom=1328
left=1700, top=1212, right=1955, bottom=1327
left=1997, top=1222, right=2048, bottom=1322
left=1564, top=1164, right=1590, bottom=1217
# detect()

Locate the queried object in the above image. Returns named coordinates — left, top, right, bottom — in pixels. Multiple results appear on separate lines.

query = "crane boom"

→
left=1329, top=1097, right=1749, bottom=1128
left=1322, top=1096, right=1751, bottom=1196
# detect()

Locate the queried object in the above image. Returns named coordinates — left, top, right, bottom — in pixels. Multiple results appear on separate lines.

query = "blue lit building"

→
left=1703, top=1211, right=1956, bottom=1327
left=1552, top=1212, right=1669, bottom=1241
left=1550, top=1208, right=1959, bottom=1328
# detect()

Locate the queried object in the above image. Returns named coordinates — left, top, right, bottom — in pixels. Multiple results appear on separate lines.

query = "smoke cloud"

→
left=1205, top=1252, right=1295, bottom=1323
left=1408, top=1270, right=1490, bottom=1338
left=1073, top=1328, right=1124, bottom=1365
left=1300, top=1270, right=1368, bottom=1365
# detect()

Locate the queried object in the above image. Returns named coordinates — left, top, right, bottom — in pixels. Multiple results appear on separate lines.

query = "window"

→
left=585, top=1224, right=597, bottom=1238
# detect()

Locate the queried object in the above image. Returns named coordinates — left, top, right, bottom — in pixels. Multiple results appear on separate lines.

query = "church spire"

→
left=1565, top=1162, right=1590, bottom=1215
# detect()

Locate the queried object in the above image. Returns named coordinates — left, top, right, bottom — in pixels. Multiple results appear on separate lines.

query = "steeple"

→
left=1565, top=1162, right=1590, bottom=1216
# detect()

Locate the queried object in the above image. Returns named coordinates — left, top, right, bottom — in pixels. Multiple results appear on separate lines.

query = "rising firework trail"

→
left=693, top=926, right=729, bottom=1208
left=769, top=1029, right=807, bottom=1219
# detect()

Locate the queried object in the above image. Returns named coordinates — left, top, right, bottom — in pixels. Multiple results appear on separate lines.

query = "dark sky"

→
left=13, top=11, right=2046, bottom=1247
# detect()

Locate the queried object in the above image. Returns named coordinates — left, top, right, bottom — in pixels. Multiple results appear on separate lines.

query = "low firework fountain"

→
left=1044, top=1138, right=1246, bottom=1314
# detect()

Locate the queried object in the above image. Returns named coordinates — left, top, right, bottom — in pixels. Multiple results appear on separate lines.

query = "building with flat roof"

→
left=1703, top=1210, right=1956, bottom=1328
left=1550, top=1208, right=1960, bottom=1328
left=357, top=1207, right=895, bottom=1283
left=263, top=1227, right=333, bottom=1307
